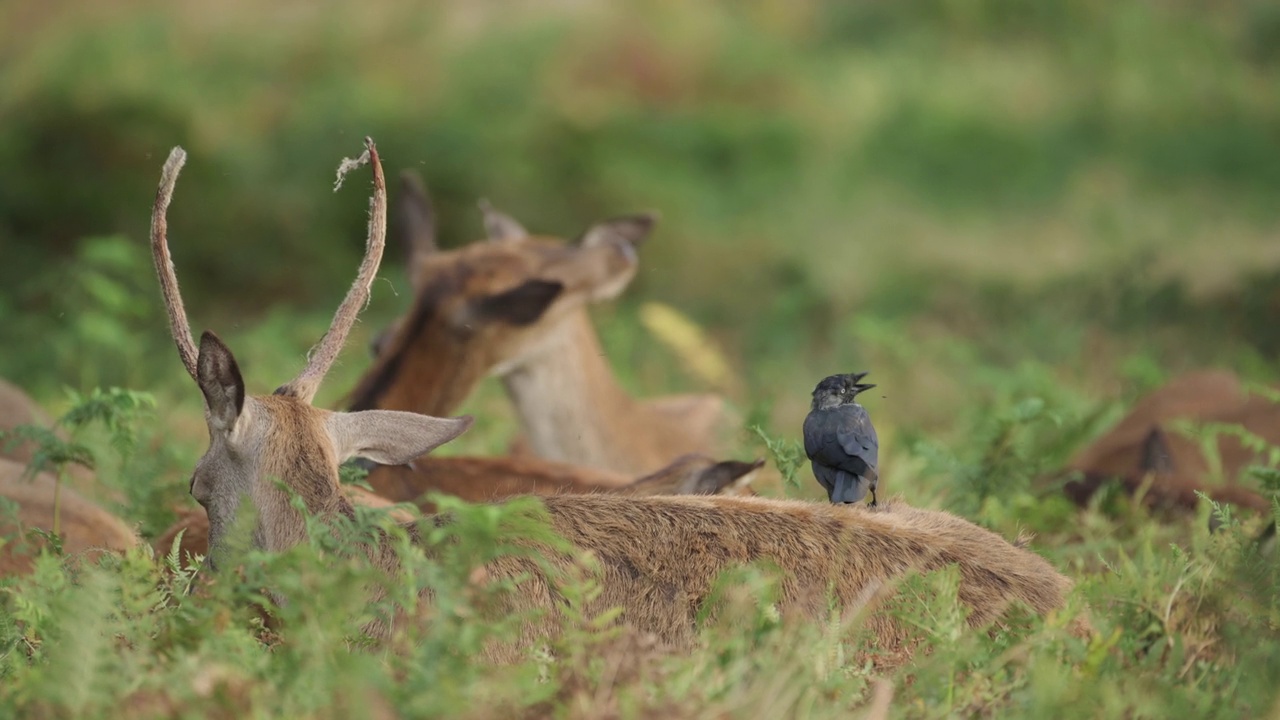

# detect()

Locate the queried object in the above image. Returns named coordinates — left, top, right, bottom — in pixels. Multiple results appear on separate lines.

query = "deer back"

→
left=0, top=379, right=55, bottom=469
left=0, top=457, right=139, bottom=576
left=470, top=494, right=1074, bottom=655
left=0, top=378, right=100, bottom=496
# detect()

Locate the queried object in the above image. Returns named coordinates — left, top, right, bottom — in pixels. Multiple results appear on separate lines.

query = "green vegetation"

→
left=3, top=0, right=1280, bottom=716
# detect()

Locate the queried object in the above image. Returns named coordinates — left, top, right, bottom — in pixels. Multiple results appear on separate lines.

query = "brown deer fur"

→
left=348, top=171, right=726, bottom=476
left=514, top=494, right=1072, bottom=646
left=1065, top=369, right=1276, bottom=514
left=149, top=141, right=1075, bottom=654
left=499, top=310, right=725, bottom=474
left=0, top=378, right=98, bottom=495
left=0, top=457, right=139, bottom=576
left=0, top=379, right=55, bottom=468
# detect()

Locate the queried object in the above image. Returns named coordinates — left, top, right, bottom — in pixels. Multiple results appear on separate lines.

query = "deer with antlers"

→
left=150, top=140, right=1076, bottom=652
left=348, top=171, right=727, bottom=476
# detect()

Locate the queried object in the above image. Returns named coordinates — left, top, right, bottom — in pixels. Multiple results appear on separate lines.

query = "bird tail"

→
left=832, top=471, right=871, bottom=504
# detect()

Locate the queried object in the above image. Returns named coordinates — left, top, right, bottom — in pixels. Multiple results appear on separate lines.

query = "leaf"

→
left=0, top=425, right=95, bottom=476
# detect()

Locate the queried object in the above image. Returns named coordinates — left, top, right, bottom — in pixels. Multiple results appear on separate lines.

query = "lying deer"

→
left=1064, top=369, right=1276, bottom=516
left=335, top=170, right=750, bottom=503
left=0, top=457, right=139, bottom=576
left=348, top=171, right=726, bottom=476
left=150, top=140, right=1074, bottom=653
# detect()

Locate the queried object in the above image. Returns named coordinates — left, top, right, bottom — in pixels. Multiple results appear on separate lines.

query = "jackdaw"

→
left=803, top=372, right=879, bottom=505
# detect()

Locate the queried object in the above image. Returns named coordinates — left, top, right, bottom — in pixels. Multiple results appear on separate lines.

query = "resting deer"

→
left=1064, top=369, right=1276, bottom=516
left=0, top=457, right=139, bottom=576
left=150, top=140, right=1074, bottom=654
left=348, top=171, right=726, bottom=476
left=337, top=170, right=750, bottom=502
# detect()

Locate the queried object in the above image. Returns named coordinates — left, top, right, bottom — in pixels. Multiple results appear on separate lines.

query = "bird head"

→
left=811, top=372, right=876, bottom=410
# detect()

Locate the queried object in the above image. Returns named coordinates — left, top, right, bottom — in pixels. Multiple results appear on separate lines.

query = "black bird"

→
left=803, top=372, right=879, bottom=506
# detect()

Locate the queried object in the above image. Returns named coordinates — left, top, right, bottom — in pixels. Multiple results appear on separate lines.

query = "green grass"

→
left=3, top=0, right=1280, bottom=716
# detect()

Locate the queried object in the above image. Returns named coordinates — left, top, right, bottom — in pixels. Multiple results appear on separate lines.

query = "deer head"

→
left=623, top=454, right=764, bottom=496
left=347, top=170, right=657, bottom=414
left=150, top=140, right=473, bottom=568
left=1062, top=369, right=1274, bottom=515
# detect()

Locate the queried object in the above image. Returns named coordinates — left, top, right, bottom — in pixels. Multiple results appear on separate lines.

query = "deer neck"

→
left=250, top=478, right=351, bottom=554
left=347, top=313, right=489, bottom=416
left=254, top=408, right=349, bottom=554
left=501, top=310, right=637, bottom=470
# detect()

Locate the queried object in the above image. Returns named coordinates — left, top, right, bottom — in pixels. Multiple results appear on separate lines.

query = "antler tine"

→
left=150, top=147, right=198, bottom=381
left=284, top=137, right=387, bottom=403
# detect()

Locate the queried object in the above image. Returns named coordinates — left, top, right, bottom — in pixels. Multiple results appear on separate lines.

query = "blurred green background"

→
left=2, top=0, right=1279, bottom=460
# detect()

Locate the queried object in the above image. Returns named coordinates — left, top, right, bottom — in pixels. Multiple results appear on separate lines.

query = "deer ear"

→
left=197, top=331, right=245, bottom=432
left=473, top=279, right=564, bottom=326
left=394, top=171, right=437, bottom=265
left=688, top=458, right=766, bottom=494
left=578, top=213, right=658, bottom=249
left=1139, top=425, right=1175, bottom=475
left=478, top=199, right=528, bottom=241
left=326, top=410, right=474, bottom=465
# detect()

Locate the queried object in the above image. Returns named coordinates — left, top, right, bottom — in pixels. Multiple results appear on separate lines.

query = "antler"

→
left=150, top=147, right=198, bottom=381
left=281, top=137, right=387, bottom=403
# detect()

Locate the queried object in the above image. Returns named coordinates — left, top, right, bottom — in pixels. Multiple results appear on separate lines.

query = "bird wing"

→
left=835, top=405, right=878, bottom=472
left=804, top=407, right=878, bottom=476
left=802, top=411, right=829, bottom=460
left=809, top=461, right=837, bottom=494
